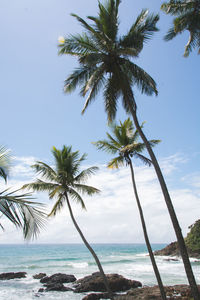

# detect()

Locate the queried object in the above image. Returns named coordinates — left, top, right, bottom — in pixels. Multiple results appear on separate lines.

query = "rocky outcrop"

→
left=38, top=273, right=76, bottom=293
left=74, top=272, right=142, bottom=293
left=154, top=242, right=200, bottom=259
left=0, top=272, right=27, bottom=280
left=33, top=273, right=46, bottom=279
left=114, top=284, right=200, bottom=299
left=40, top=273, right=76, bottom=284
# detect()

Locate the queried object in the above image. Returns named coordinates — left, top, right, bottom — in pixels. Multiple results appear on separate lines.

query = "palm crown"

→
left=93, top=118, right=160, bottom=168
left=58, top=0, right=159, bottom=120
left=161, top=0, right=200, bottom=56
left=23, top=146, right=100, bottom=216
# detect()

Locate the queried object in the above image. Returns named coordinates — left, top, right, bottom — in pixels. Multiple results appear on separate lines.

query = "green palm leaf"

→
left=0, top=189, right=46, bottom=240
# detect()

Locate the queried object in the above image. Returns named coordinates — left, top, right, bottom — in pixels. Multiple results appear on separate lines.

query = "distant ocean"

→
left=0, top=243, right=199, bottom=300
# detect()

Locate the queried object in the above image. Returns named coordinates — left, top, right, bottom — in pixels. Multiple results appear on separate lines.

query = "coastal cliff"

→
left=154, top=219, right=200, bottom=259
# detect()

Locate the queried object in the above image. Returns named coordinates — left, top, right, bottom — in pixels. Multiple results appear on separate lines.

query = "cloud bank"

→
left=0, top=153, right=199, bottom=244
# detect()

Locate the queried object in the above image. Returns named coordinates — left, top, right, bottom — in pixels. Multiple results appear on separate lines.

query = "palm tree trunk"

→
left=129, top=107, right=200, bottom=300
left=128, top=159, right=167, bottom=300
left=64, top=192, right=113, bottom=299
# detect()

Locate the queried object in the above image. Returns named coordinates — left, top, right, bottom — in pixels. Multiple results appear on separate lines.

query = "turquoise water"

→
left=0, top=243, right=199, bottom=300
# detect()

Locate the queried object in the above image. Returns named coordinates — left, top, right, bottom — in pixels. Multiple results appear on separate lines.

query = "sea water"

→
left=0, top=243, right=199, bottom=300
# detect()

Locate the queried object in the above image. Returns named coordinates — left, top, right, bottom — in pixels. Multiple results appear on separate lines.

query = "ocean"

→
left=0, top=243, right=199, bottom=300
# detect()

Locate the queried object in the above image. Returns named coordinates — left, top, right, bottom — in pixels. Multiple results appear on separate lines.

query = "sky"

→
left=0, top=0, right=199, bottom=244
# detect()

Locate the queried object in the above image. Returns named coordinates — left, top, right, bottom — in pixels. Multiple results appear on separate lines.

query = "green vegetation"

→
left=23, top=145, right=113, bottom=298
left=185, top=219, right=200, bottom=251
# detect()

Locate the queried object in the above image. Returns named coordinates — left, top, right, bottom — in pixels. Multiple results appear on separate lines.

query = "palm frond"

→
left=48, top=193, right=66, bottom=217
left=31, top=162, right=57, bottom=182
left=107, top=155, right=124, bottom=169
left=68, top=188, right=86, bottom=210
left=133, top=152, right=152, bottom=166
left=23, top=180, right=59, bottom=193
left=0, top=189, right=46, bottom=240
left=74, top=166, right=99, bottom=183
left=121, top=59, right=158, bottom=96
left=0, top=146, right=11, bottom=182
left=93, top=140, right=119, bottom=154
left=81, top=64, right=106, bottom=114
left=58, top=33, right=99, bottom=55
left=64, top=67, right=95, bottom=94
left=72, top=183, right=100, bottom=197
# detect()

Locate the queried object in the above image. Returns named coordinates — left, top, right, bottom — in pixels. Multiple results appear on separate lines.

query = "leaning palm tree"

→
left=161, top=0, right=200, bottom=57
left=93, top=119, right=166, bottom=300
left=23, top=145, right=113, bottom=299
left=0, top=145, right=46, bottom=239
left=58, top=1, right=199, bottom=298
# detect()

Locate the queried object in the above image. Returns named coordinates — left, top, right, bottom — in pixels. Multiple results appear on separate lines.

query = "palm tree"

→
left=0, top=146, right=46, bottom=240
left=93, top=119, right=166, bottom=300
left=58, top=1, right=200, bottom=298
left=161, top=0, right=200, bottom=57
left=23, top=145, right=113, bottom=299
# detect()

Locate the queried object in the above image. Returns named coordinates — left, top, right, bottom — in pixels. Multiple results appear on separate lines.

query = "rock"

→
left=114, top=284, right=200, bottom=300
left=74, top=272, right=142, bottom=293
left=33, top=273, right=47, bottom=279
left=0, top=272, right=27, bottom=280
left=38, top=288, right=45, bottom=293
left=40, top=273, right=76, bottom=284
left=44, top=282, right=73, bottom=292
left=82, top=293, right=115, bottom=300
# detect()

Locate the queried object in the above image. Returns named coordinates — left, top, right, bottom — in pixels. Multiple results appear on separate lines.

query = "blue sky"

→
left=0, top=0, right=199, bottom=243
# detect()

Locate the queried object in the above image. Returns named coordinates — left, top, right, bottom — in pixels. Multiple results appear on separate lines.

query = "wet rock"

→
left=38, top=288, right=45, bottom=293
left=114, top=284, right=200, bottom=300
left=40, top=273, right=76, bottom=284
left=82, top=293, right=112, bottom=300
left=33, top=273, right=47, bottom=279
left=0, top=272, right=27, bottom=280
left=44, top=282, right=73, bottom=292
left=74, top=272, right=142, bottom=293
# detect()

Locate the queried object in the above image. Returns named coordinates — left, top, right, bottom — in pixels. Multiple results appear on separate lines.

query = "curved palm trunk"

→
left=64, top=192, right=113, bottom=299
left=129, top=107, right=200, bottom=300
left=128, top=159, right=167, bottom=300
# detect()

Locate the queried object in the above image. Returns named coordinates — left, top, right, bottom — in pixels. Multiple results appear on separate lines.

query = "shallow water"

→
left=0, top=244, right=199, bottom=300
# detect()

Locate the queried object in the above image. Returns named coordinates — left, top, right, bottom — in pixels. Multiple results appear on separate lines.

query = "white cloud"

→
left=0, top=153, right=199, bottom=245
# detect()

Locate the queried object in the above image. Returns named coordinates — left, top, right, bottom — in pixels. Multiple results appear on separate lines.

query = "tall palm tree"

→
left=23, top=145, right=113, bottom=299
left=58, top=1, right=199, bottom=298
left=93, top=119, right=166, bottom=300
left=161, top=0, right=200, bottom=57
left=0, top=146, right=46, bottom=240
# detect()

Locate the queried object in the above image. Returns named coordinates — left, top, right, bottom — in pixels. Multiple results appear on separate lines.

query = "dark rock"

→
left=82, top=293, right=112, bottom=300
left=38, top=288, right=45, bottom=293
left=40, top=273, right=76, bottom=284
left=0, top=272, right=27, bottom=280
left=44, top=282, right=73, bottom=292
left=74, top=272, right=142, bottom=293
left=33, top=273, right=47, bottom=279
left=114, top=284, right=200, bottom=299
